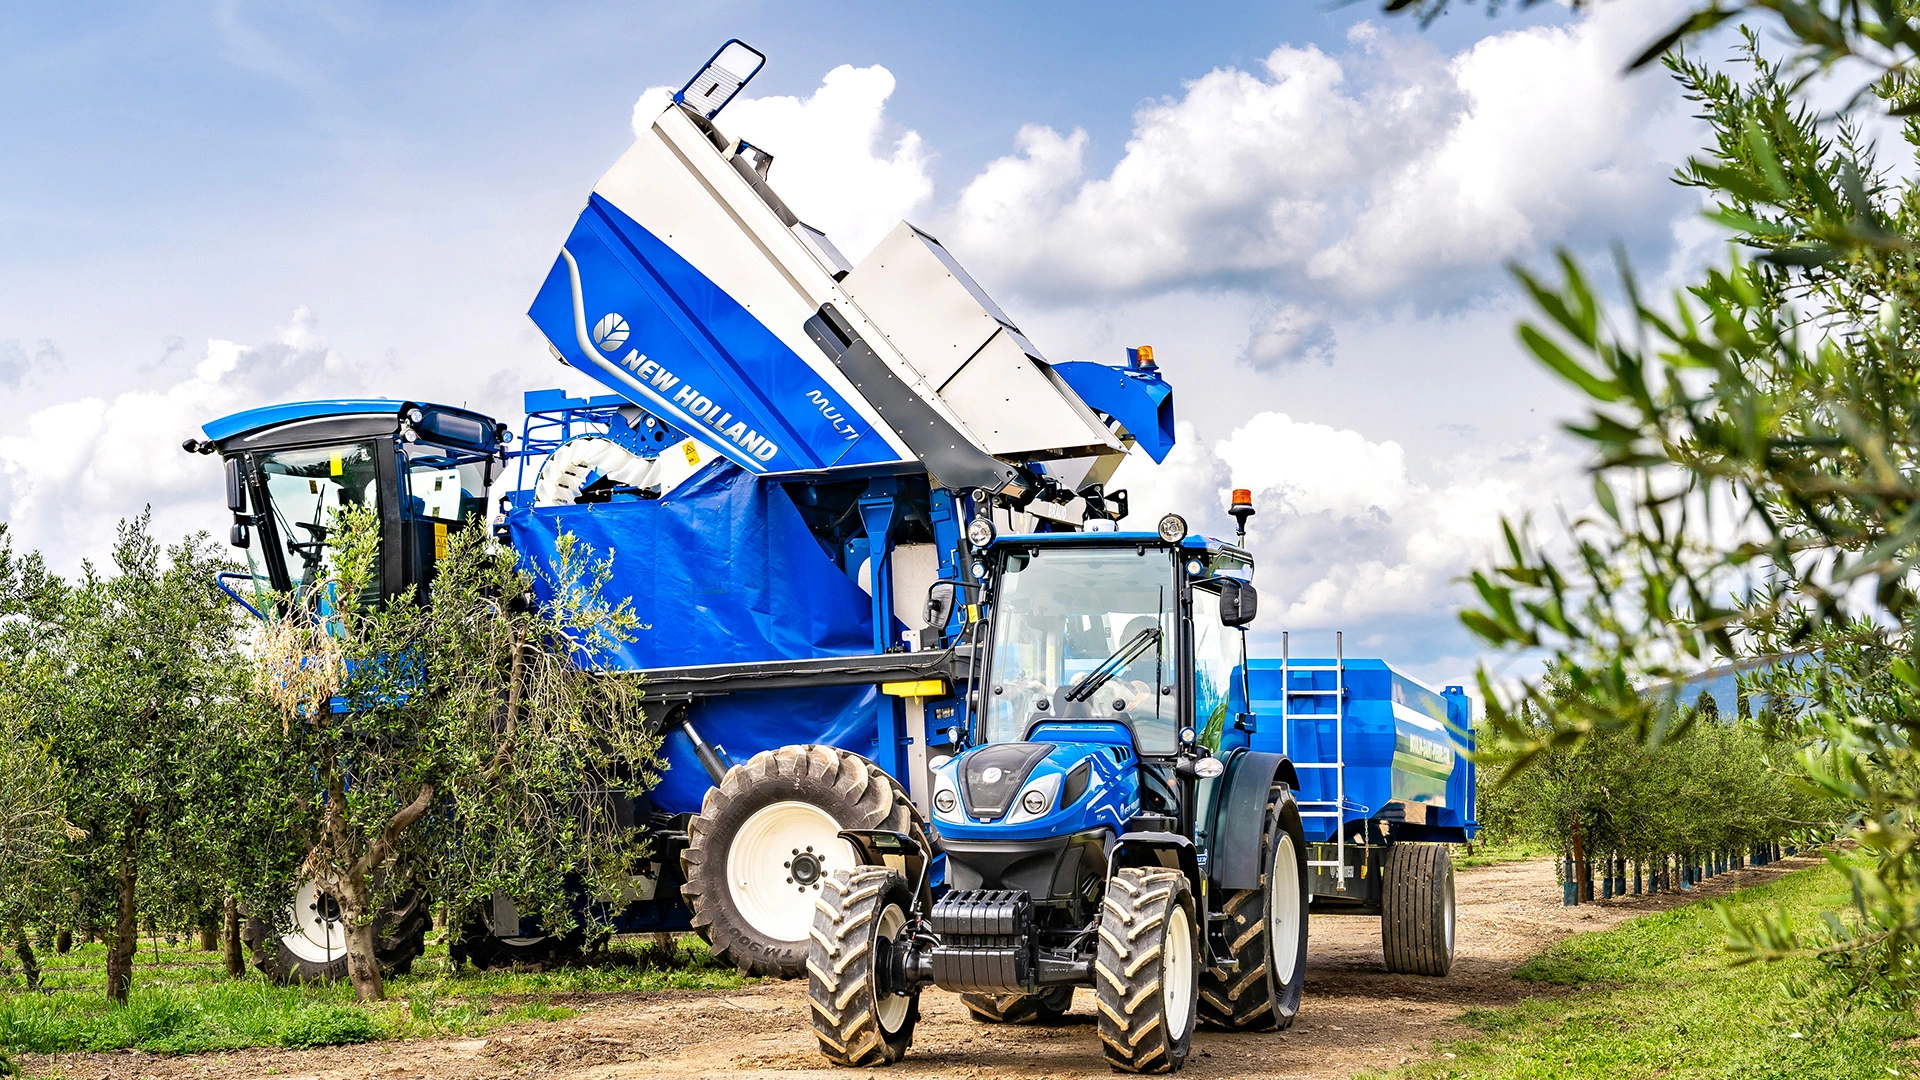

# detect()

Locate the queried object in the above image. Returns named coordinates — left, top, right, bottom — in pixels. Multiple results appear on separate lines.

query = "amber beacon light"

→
left=1229, top=488, right=1255, bottom=545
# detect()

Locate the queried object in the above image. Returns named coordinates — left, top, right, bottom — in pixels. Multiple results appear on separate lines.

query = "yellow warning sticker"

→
left=682, top=442, right=700, bottom=466
left=329, top=452, right=343, bottom=476
left=433, top=521, right=449, bottom=560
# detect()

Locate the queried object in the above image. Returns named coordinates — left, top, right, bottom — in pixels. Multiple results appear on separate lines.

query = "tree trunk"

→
left=105, top=823, right=143, bottom=1005
left=11, top=929, right=39, bottom=991
left=55, top=928, right=71, bottom=955
left=343, top=914, right=385, bottom=1001
left=222, top=897, right=244, bottom=978
left=198, top=917, right=218, bottom=952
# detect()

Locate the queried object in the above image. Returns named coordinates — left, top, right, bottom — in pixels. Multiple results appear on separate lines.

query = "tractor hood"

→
left=931, top=730, right=1140, bottom=844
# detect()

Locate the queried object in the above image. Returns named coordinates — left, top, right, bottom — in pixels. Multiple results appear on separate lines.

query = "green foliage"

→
left=249, top=506, right=658, bottom=1000
left=276, top=1005, right=376, bottom=1048
left=1462, top=27, right=1920, bottom=999
left=1373, top=861, right=1918, bottom=1080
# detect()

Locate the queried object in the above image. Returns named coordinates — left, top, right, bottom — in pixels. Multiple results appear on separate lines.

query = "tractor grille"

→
left=929, top=889, right=1034, bottom=993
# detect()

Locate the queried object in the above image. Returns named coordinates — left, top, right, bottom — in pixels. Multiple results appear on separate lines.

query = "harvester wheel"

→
left=243, top=880, right=428, bottom=984
left=1198, top=789, right=1307, bottom=1031
left=961, top=986, right=1075, bottom=1024
left=807, top=867, right=919, bottom=1066
left=683, top=744, right=923, bottom=978
left=449, top=896, right=593, bottom=970
left=1095, top=867, right=1197, bottom=1073
left=1382, top=842, right=1455, bottom=976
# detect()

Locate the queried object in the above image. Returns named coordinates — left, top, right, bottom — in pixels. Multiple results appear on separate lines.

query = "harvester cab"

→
left=183, top=400, right=511, bottom=618
left=807, top=515, right=1310, bottom=1073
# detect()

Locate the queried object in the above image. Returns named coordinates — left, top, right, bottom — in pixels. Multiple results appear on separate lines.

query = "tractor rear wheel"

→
left=682, top=745, right=923, bottom=978
left=243, top=880, right=427, bottom=984
left=1198, top=791, right=1307, bottom=1031
left=1095, top=867, right=1197, bottom=1074
left=1382, top=842, right=1455, bottom=976
left=962, top=986, right=1075, bottom=1024
left=807, top=867, right=920, bottom=1066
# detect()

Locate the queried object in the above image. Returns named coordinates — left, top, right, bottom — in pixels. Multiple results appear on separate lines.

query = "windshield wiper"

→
left=1065, top=626, right=1161, bottom=703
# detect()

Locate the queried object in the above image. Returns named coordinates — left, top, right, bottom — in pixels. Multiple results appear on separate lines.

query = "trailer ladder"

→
left=1281, top=631, right=1350, bottom=891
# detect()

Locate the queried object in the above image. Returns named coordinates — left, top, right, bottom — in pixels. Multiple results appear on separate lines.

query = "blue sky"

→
left=0, top=0, right=1715, bottom=684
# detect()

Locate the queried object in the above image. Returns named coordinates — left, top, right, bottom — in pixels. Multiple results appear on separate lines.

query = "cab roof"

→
left=202, top=399, right=502, bottom=450
left=988, top=530, right=1253, bottom=570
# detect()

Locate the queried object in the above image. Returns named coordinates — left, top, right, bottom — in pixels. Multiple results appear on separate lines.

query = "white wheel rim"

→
left=874, top=903, right=909, bottom=1033
left=726, top=800, right=855, bottom=944
left=1163, top=903, right=1194, bottom=1035
left=280, top=879, right=348, bottom=964
left=1270, top=832, right=1303, bottom=985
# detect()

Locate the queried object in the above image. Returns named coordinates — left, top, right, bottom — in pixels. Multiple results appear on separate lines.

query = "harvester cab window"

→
left=404, top=446, right=489, bottom=524
left=257, top=441, right=382, bottom=601
left=984, top=546, right=1179, bottom=754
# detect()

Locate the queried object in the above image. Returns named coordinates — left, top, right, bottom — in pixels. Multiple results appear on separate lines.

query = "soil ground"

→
left=23, top=854, right=1821, bottom=1080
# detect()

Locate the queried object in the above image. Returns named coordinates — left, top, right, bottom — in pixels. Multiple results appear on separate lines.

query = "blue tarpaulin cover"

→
left=506, top=461, right=887, bottom=814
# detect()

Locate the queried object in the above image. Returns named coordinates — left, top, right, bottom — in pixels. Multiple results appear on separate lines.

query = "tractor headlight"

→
left=966, top=516, right=997, bottom=549
left=1157, top=513, right=1188, bottom=544
left=1194, top=756, right=1225, bottom=779
left=1020, top=788, right=1050, bottom=815
left=934, top=789, right=959, bottom=814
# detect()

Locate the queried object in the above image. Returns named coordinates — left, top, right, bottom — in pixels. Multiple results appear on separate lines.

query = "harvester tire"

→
left=243, top=882, right=428, bottom=984
left=683, top=744, right=923, bottom=978
left=807, top=866, right=920, bottom=1067
left=449, top=901, right=593, bottom=971
left=961, top=986, right=1075, bottom=1024
left=1095, top=867, right=1197, bottom=1074
left=1198, top=790, right=1307, bottom=1031
left=1382, top=842, right=1455, bottom=976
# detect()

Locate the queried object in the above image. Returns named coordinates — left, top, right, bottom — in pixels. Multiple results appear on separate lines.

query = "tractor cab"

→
left=185, top=400, right=512, bottom=614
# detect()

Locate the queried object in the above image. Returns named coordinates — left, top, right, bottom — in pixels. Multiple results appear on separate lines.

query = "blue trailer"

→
left=190, top=39, right=1475, bottom=1073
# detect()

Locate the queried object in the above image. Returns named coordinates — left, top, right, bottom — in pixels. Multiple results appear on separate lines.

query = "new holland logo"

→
left=592, top=313, right=629, bottom=354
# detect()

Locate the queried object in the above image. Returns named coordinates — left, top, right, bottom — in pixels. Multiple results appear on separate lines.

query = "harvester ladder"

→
left=1281, top=631, right=1349, bottom=891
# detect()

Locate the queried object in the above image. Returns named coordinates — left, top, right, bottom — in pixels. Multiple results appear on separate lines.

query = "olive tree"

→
left=252, top=506, right=657, bottom=1001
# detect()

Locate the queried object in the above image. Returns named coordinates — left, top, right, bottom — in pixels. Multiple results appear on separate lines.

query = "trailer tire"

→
left=683, top=744, right=923, bottom=978
left=961, top=986, right=1075, bottom=1024
left=243, top=882, right=427, bottom=984
left=1382, top=842, right=1455, bottom=976
left=1199, top=791, right=1307, bottom=1031
left=1095, top=867, right=1197, bottom=1074
left=807, top=867, right=919, bottom=1067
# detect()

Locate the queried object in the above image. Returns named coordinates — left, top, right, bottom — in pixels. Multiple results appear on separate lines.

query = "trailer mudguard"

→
left=1211, top=750, right=1293, bottom=891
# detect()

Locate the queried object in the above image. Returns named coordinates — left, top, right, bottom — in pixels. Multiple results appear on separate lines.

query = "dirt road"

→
left=29, top=855, right=1819, bottom=1080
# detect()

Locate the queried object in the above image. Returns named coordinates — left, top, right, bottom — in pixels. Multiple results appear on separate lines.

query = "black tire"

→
left=1382, top=842, right=1455, bottom=976
left=1095, top=867, right=1198, bottom=1074
left=1199, top=792, right=1307, bottom=1031
left=962, top=986, right=1075, bottom=1024
left=449, top=899, right=591, bottom=971
left=807, top=867, right=920, bottom=1067
left=244, top=884, right=428, bottom=984
left=682, top=744, right=924, bottom=978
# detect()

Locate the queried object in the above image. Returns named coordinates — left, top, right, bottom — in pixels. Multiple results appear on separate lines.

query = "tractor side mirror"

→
left=224, top=457, right=247, bottom=512
left=229, top=522, right=250, bottom=549
left=1217, top=579, right=1258, bottom=628
left=925, top=582, right=957, bottom=632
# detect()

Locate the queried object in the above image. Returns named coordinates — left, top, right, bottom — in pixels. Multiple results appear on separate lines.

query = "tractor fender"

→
left=1109, top=830, right=1202, bottom=894
left=1212, top=750, right=1294, bottom=891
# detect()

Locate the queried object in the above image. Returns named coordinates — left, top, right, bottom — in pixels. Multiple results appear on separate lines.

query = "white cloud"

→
left=0, top=308, right=362, bottom=569
left=1111, top=410, right=1586, bottom=658
left=940, top=0, right=1693, bottom=315
left=632, top=64, right=934, bottom=262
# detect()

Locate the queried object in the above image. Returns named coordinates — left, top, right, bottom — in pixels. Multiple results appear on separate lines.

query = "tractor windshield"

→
left=984, top=546, right=1179, bottom=754
left=256, top=441, right=382, bottom=601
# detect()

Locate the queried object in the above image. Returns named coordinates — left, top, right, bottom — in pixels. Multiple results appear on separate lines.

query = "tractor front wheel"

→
left=682, top=745, right=923, bottom=978
left=1199, top=790, right=1307, bottom=1031
left=1095, top=867, right=1197, bottom=1073
left=807, top=867, right=920, bottom=1066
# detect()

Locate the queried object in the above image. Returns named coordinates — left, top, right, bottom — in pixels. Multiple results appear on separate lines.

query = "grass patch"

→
left=1455, top=838, right=1550, bottom=868
left=1366, top=859, right=1918, bottom=1080
left=0, top=932, right=742, bottom=1056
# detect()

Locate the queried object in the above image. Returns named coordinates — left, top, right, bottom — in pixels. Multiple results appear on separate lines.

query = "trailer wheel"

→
left=683, top=744, right=923, bottom=978
left=1095, top=867, right=1197, bottom=1074
left=1198, top=792, right=1307, bottom=1031
left=1382, top=842, right=1455, bottom=976
left=807, top=867, right=919, bottom=1067
left=243, top=880, right=428, bottom=984
left=961, top=986, right=1074, bottom=1024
